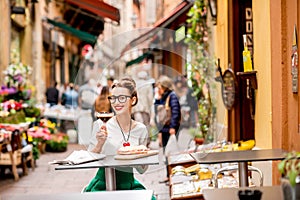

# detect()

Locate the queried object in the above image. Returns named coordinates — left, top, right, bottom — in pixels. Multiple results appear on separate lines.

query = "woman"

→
left=85, top=77, right=155, bottom=199
left=94, top=85, right=111, bottom=113
left=154, top=75, right=181, bottom=184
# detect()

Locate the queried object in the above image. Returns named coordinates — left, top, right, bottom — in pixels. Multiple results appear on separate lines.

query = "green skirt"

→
left=85, top=168, right=156, bottom=200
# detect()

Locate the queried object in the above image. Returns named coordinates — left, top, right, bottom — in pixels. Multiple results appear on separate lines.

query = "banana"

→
left=237, top=139, right=255, bottom=151
left=218, top=140, right=255, bottom=151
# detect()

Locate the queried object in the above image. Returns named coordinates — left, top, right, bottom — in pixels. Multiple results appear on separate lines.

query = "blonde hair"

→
left=157, top=75, right=173, bottom=91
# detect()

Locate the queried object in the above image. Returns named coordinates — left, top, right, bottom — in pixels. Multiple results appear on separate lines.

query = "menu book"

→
left=49, top=150, right=106, bottom=165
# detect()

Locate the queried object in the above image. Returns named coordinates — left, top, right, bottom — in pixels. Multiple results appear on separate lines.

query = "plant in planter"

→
left=278, top=151, right=300, bottom=187
left=278, top=151, right=300, bottom=200
left=189, top=127, right=204, bottom=145
left=185, top=0, right=217, bottom=142
left=45, top=133, right=69, bottom=152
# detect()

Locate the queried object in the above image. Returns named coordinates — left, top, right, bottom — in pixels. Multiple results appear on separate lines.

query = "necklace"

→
left=116, top=117, right=131, bottom=147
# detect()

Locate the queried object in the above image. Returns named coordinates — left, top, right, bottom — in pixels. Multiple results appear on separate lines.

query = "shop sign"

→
left=291, top=25, right=298, bottom=93
left=244, top=7, right=253, bottom=56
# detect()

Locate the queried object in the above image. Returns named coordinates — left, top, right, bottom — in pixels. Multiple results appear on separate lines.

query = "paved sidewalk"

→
left=0, top=142, right=170, bottom=200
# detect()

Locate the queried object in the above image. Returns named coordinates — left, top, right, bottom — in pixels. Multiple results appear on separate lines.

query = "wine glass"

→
left=95, top=112, right=114, bottom=131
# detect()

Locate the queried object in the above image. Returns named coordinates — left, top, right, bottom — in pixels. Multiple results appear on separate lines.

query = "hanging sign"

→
left=221, top=68, right=238, bottom=110
left=292, top=25, right=298, bottom=93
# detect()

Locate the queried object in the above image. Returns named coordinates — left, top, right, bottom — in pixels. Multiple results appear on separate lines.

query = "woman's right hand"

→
left=96, top=125, right=107, bottom=144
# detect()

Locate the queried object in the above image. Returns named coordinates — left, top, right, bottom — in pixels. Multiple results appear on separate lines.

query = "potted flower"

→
left=45, top=132, right=69, bottom=152
left=27, top=126, right=52, bottom=159
left=278, top=151, right=300, bottom=199
left=3, top=62, right=32, bottom=89
left=189, top=127, right=204, bottom=145
left=278, top=151, right=300, bottom=187
left=0, top=100, right=26, bottom=124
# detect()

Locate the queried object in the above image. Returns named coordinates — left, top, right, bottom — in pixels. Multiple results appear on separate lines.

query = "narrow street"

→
left=0, top=142, right=170, bottom=200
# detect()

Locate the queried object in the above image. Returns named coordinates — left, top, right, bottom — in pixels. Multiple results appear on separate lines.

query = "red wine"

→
left=96, top=112, right=114, bottom=123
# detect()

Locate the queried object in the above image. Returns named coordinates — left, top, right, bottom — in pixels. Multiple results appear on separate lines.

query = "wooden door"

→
left=228, top=0, right=255, bottom=142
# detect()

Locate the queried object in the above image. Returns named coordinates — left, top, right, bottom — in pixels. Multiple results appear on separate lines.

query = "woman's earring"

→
left=131, top=97, right=136, bottom=105
left=132, top=100, right=136, bottom=105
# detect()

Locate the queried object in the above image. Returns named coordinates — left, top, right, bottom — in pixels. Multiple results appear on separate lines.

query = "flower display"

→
left=0, top=86, right=17, bottom=96
left=39, top=118, right=56, bottom=133
left=0, top=100, right=23, bottom=111
left=0, top=100, right=27, bottom=123
left=0, top=100, right=23, bottom=117
left=27, top=126, right=52, bottom=142
left=45, top=132, right=69, bottom=152
left=3, top=62, right=32, bottom=88
left=26, top=126, right=52, bottom=160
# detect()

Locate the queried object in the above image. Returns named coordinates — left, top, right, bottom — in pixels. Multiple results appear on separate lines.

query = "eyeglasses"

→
left=108, top=95, right=131, bottom=103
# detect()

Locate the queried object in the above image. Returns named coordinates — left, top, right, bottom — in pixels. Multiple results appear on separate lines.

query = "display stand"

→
left=0, top=127, right=34, bottom=181
left=167, top=154, right=203, bottom=200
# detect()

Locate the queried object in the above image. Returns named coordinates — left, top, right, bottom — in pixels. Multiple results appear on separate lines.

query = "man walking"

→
left=45, top=81, right=59, bottom=107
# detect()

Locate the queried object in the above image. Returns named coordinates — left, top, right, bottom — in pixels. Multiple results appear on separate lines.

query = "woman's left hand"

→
left=169, top=128, right=176, bottom=135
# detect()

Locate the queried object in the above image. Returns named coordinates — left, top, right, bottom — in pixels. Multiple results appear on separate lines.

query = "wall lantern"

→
left=208, top=0, right=217, bottom=25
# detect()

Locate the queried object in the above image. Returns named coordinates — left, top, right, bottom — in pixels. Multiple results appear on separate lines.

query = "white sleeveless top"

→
left=88, top=116, right=148, bottom=155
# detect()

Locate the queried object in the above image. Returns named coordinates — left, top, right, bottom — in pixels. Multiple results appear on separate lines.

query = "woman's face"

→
left=157, top=84, right=165, bottom=96
left=110, top=87, right=133, bottom=115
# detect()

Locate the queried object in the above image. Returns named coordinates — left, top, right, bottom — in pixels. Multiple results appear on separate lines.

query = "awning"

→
left=46, top=18, right=98, bottom=45
left=121, top=0, right=193, bottom=54
left=65, top=0, right=120, bottom=24
left=126, top=52, right=153, bottom=67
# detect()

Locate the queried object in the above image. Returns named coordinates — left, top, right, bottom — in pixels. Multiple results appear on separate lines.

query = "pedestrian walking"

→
left=154, top=75, right=181, bottom=184
left=62, top=83, right=79, bottom=109
left=60, top=83, right=79, bottom=132
left=78, top=79, right=98, bottom=120
left=94, top=85, right=111, bottom=113
left=174, top=76, right=198, bottom=150
left=45, top=81, right=59, bottom=123
left=45, top=81, right=59, bottom=107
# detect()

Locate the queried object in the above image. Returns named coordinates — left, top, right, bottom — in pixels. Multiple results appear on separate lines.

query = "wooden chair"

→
left=0, top=129, right=35, bottom=180
left=20, top=129, right=35, bottom=174
left=0, top=138, right=22, bottom=181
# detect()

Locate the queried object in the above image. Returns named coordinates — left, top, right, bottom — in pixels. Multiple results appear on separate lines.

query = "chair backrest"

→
left=214, top=164, right=264, bottom=188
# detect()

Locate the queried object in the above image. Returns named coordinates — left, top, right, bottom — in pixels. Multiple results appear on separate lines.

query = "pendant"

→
left=123, top=142, right=130, bottom=147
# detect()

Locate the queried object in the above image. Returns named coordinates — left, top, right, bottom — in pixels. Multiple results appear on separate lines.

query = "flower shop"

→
left=0, top=61, right=68, bottom=181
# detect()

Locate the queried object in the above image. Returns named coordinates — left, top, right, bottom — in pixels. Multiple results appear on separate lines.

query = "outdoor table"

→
left=55, top=154, right=159, bottom=191
left=202, top=185, right=284, bottom=200
left=189, top=148, right=286, bottom=187
left=2, top=190, right=154, bottom=200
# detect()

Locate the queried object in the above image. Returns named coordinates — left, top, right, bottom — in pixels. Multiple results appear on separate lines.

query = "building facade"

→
left=215, top=0, right=300, bottom=184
